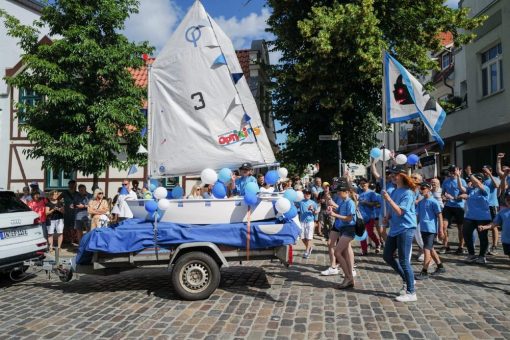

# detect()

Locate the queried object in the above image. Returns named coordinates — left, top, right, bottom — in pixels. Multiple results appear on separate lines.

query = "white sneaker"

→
left=320, top=267, right=339, bottom=276
left=417, top=254, right=424, bottom=262
left=396, top=292, right=417, bottom=302
left=352, top=269, right=357, bottom=277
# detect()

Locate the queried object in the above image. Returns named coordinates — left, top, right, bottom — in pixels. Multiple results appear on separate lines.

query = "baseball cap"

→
left=388, top=165, right=406, bottom=175
left=447, top=164, right=457, bottom=172
left=30, top=181, right=38, bottom=187
left=322, top=182, right=330, bottom=187
left=419, top=182, right=431, bottom=189
left=239, top=162, right=252, bottom=170
left=473, top=173, right=484, bottom=181
left=303, top=189, right=311, bottom=195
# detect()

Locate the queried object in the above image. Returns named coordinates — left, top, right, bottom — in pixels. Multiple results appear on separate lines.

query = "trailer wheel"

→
left=58, top=268, right=73, bottom=282
left=171, top=252, right=220, bottom=300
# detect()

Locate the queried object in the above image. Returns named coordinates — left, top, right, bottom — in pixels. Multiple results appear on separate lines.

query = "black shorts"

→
left=490, top=206, right=498, bottom=220
left=443, top=206, right=464, bottom=225
left=503, top=243, right=510, bottom=256
left=421, top=232, right=436, bottom=250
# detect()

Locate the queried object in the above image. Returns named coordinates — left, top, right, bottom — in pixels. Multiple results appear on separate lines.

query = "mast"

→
left=382, top=49, right=387, bottom=216
left=147, top=63, right=153, bottom=181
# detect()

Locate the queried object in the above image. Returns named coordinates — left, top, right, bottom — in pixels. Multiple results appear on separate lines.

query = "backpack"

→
left=354, top=207, right=365, bottom=237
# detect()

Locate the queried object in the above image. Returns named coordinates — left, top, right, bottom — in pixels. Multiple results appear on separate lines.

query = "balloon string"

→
left=246, top=206, right=251, bottom=261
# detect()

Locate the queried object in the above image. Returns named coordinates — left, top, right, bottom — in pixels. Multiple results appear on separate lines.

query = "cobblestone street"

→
left=1, top=237, right=510, bottom=340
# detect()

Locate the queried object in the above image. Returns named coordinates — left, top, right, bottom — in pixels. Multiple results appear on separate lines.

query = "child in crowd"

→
left=299, top=189, right=318, bottom=258
left=415, top=182, right=446, bottom=280
left=479, top=190, right=510, bottom=259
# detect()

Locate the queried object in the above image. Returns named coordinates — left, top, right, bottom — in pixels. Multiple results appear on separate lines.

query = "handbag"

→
left=354, top=207, right=365, bottom=237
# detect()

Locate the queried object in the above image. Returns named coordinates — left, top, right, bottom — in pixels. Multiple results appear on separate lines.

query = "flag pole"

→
left=381, top=49, right=387, bottom=217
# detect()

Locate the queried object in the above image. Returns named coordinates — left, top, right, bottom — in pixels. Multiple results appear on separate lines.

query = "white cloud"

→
left=123, top=0, right=182, bottom=51
left=213, top=8, right=273, bottom=50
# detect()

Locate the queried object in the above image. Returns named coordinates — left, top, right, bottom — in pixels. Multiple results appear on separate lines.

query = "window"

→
left=441, top=53, right=451, bottom=70
left=46, top=168, right=76, bottom=189
left=481, top=43, right=503, bottom=97
left=18, top=88, right=41, bottom=124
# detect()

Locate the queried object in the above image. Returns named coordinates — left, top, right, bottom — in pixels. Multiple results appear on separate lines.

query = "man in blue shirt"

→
left=441, top=165, right=467, bottom=255
left=415, top=182, right=445, bottom=280
left=482, top=165, right=501, bottom=255
left=479, top=190, right=510, bottom=259
left=459, top=171, right=491, bottom=264
left=230, top=162, right=257, bottom=196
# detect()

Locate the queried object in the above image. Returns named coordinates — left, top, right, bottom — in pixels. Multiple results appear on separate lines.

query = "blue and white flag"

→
left=384, top=52, right=446, bottom=147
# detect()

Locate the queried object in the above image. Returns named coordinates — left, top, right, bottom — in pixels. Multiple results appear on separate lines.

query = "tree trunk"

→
left=92, top=173, right=99, bottom=191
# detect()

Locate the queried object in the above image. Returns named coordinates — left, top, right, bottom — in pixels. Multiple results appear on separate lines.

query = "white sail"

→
left=148, top=0, right=276, bottom=177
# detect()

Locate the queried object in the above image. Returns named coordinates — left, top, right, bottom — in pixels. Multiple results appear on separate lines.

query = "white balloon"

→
left=378, top=149, right=392, bottom=162
left=275, top=198, right=292, bottom=213
left=278, top=167, right=288, bottom=179
left=395, top=154, right=408, bottom=165
left=157, top=198, right=170, bottom=211
left=295, top=191, right=304, bottom=202
left=154, top=186, right=168, bottom=200
left=201, top=168, right=218, bottom=185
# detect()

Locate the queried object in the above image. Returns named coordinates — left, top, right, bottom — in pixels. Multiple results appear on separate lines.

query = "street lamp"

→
left=319, top=133, right=343, bottom=177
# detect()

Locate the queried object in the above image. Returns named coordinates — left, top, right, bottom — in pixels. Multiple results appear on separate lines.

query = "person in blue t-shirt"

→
left=479, top=190, right=510, bottom=259
left=381, top=166, right=418, bottom=303
left=482, top=165, right=501, bottom=255
left=230, top=162, right=257, bottom=196
left=441, top=165, right=468, bottom=255
left=357, top=178, right=381, bottom=255
left=459, top=170, right=491, bottom=264
left=415, top=182, right=445, bottom=280
left=298, top=190, right=318, bottom=258
left=326, top=183, right=356, bottom=290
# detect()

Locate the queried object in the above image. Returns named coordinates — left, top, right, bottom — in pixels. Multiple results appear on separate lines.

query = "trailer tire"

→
left=171, top=252, right=220, bottom=300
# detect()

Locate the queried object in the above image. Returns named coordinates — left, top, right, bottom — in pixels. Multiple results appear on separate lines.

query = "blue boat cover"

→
left=76, top=218, right=300, bottom=265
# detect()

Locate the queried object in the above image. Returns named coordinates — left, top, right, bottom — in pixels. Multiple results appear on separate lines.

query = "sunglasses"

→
left=98, top=192, right=104, bottom=195
left=419, top=187, right=429, bottom=190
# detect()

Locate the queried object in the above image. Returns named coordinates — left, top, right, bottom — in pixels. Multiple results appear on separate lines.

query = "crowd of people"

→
left=17, top=154, right=510, bottom=303
left=291, top=152, right=510, bottom=303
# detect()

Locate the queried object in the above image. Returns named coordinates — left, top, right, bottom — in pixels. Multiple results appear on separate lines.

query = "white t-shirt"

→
left=260, top=186, right=275, bottom=193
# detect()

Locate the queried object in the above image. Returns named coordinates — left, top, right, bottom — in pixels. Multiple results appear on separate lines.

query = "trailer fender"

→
left=169, top=242, right=229, bottom=270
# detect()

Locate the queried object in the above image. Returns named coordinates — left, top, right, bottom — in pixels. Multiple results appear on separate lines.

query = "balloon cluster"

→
left=144, top=185, right=174, bottom=221
left=370, top=147, right=420, bottom=166
left=370, top=147, right=392, bottom=162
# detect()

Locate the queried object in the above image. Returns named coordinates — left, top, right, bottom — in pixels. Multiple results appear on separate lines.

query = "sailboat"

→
left=127, top=0, right=284, bottom=225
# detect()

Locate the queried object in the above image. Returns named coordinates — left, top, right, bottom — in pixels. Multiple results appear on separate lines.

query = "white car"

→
left=0, top=190, right=47, bottom=278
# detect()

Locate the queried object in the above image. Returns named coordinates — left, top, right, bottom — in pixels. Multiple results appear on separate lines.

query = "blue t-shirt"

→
left=494, top=208, right=510, bottom=244
left=234, top=176, right=257, bottom=196
left=388, top=188, right=417, bottom=236
left=442, top=177, right=467, bottom=208
left=311, top=185, right=323, bottom=201
left=299, top=199, right=318, bottom=223
left=465, top=185, right=491, bottom=221
left=484, top=177, right=500, bottom=207
left=334, top=197, right=356, bottom=229
left=417, top=197, right=441, bottom=233
left=358, top=190, right=376, bottom=221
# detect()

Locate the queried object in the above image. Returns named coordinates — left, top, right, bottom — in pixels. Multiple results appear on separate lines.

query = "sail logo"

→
left=218, top=125, right=261, bottom=146
left=185, top=26, right=203, bottom=47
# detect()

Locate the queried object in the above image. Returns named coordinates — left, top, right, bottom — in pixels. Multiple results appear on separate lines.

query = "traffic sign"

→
left=318, top=134, right=338, bottom=141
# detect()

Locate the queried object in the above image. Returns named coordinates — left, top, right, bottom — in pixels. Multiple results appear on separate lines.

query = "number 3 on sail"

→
left=191, top=92, right=205, bottom=110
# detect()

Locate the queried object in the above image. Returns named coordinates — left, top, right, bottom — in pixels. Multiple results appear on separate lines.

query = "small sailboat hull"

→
left=126, top=194, right=283, bottom=224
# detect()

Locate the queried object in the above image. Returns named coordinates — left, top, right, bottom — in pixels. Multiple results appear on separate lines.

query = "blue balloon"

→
left=218, top=168, right=232, bottom=183
left=150, top=179, right=159, bottom=190
left=407, top=154, right=419, bottom=166
left=283, top=189, right=298, bottom=202
left=354, top=230, right=368, bottom=241
left=264, top=170, right=280, bottom=185
left=283, top=205, right=298, bottom=219
left=149, top=184, right=157, bottom=192
left=166, top=190, right=172, bottom=199
left=212, top=181, right=227, bottom=198
left=245, top=182, right=259, bottom=195
left=370, top=147, right=382, bottom=159
left=146, top=209, right=163, bottom=222
left=244, top=192, right=258, bottom=206
left=171, top=186, right=184, bottom=199
left=145, top=200, right=158, bottom=213
left=120, top=186, right=129, bottom=195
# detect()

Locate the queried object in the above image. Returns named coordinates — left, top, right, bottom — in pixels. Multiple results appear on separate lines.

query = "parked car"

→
left=0, top=190, right=47, bottom=279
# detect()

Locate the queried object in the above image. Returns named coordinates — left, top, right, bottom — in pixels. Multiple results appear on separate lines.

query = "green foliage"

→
left=267, top=0, right=484, bottom=174
left=0, top=0, right=153, bottom=181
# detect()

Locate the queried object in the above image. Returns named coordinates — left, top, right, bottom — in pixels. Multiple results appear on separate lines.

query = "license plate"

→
left=0, top=229, right=28, bottom=240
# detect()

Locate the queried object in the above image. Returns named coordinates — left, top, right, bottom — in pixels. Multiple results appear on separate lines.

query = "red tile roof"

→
left=438, top=31, right=453, bottom=47
left=235, top=50, right=251, bottom=79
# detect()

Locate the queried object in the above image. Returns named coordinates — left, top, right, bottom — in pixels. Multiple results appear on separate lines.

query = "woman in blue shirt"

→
left=458, top=170, right=491, bottom=264
left=381, top=166, right=418, bottom=303
left=327, top=183, right=357, bottom=289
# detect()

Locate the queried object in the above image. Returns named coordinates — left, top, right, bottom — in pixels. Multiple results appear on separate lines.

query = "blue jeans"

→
left=383, top=228, right=416, bottom=294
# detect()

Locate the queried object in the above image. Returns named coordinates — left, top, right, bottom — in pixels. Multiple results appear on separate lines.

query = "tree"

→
left=0, top=0, right=153, bottom=188
left=267, top=0, right=484, bottom=175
